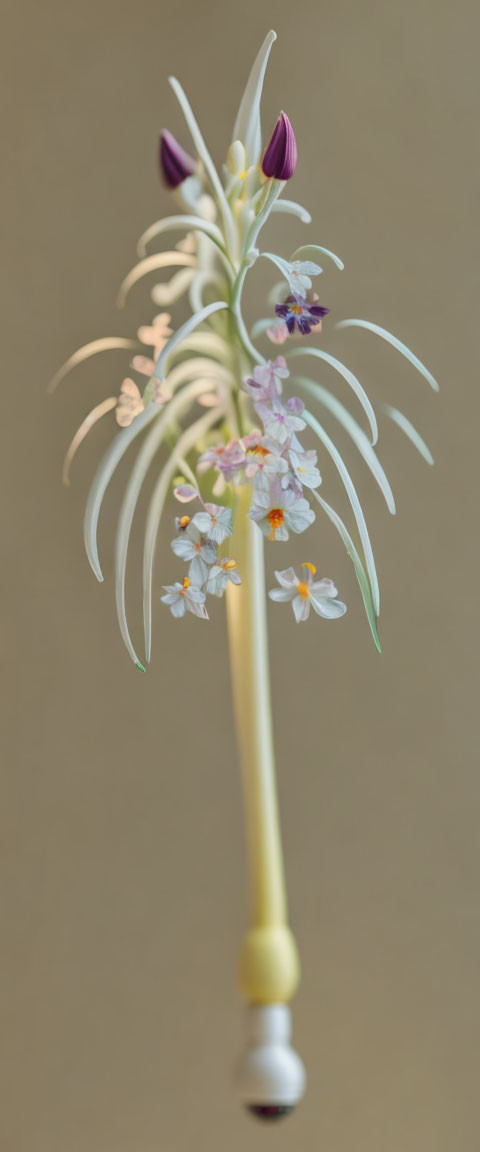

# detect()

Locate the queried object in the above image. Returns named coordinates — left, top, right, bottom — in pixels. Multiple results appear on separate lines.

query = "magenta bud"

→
left=159, top=130, right=196, bottom=188
left=261, top=112, right=297, bottom=181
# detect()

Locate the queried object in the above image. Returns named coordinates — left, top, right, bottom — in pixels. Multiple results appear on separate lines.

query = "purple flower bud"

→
left=261, top=112, right=298, bottom=181
left=159, top=130, right=196, bottom=189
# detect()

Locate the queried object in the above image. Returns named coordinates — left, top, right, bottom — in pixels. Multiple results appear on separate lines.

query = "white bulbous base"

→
left=234, top=1004, right=306, bottom=1119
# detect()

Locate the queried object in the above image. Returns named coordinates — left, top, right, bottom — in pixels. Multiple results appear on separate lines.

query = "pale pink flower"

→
left=116, top=378, right=144, bottom=427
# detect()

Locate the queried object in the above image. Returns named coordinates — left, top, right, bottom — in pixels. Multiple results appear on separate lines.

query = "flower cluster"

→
left=54, top=29, right=436, bottom=667
left=161, top=491, right=241, bottom=619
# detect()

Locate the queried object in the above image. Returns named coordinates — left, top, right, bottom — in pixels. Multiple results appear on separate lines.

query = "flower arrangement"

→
left=52, top=29, right=437, bottom=1120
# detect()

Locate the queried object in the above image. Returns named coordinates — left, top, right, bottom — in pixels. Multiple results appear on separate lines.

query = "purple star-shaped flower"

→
left=275, top=294, right=329, bottom=336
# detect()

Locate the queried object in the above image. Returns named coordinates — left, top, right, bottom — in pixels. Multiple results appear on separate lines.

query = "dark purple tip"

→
left=159, top=130, right=196, bottom=189
left=261, top=112, right=297, bottom=181
left=247, top=1104, right=295, bottom=1122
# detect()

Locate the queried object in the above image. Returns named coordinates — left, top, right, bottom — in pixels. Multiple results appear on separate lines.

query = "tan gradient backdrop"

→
left=1, top=1, right=479, bottom=1149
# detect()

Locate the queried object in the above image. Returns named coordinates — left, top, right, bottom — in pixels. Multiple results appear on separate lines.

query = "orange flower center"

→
left=267, top=508, right=285, bottom=530
left=290, top=304, right=303, bottom=315
left=297, top=581, right=310, bottom=600
left=248, top=444, right=270, bottom=458
left=179, top=515, right=190, bottom=528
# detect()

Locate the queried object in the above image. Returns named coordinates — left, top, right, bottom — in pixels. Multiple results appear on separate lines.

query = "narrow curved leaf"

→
left=383, top=405, right=434, bottom=464
left=117, top=251, right=195, bottom=307
left=337, top=318, right=439, bottom=392
left=63, top=397, right=117, bottom=486
left=169, top=77, right=237, bottom=255
left=291, top=243, right=344, bottom=271
left=287, top=346, right=378, bottom=445
left=295, top=376, right=395, bottom=513
left=155, top=301, right=229, bottom=380
left=84, top=404, right=158, bottom=581
left=49, top=338, right=137, bottom=394
left=270, top=199, right=311, bottom=223
left=232, top=29, right=277, bottom=165
left=313, top=491, right=381, bottom=652
left=304, top=408, right=380, bottom=615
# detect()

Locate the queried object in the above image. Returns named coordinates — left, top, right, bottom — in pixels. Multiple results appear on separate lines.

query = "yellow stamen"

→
left=179, top=515, right=190, bottom=529
left=302, top=562, right=316, bottom=575
left=222, top=559, right=237, bottom=570
left=182, top=577, right=191, bottom=591
left=297, top=581, right=310, bottom=600
left=290, top=304, right=303, bottom=315
left=239, top=168, right=247, bottom=180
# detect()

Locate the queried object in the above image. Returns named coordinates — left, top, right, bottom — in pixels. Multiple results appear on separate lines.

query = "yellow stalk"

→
left=226, top=485, right=300, bottom=1006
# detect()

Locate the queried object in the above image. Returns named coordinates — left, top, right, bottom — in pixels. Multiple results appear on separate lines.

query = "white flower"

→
left=171, top=523, right=217, bottom=584
left=288, top=448, right=322, bottom=490
left=269, top=563, right=347, bottom=622
left=284, top=260, right=322, bottom=296
left=161, top=577, right=208, bottom=619
left=191, top=503, right=233, bottom=545
left=206, top=558, right=242, bottom=596
left=248, top=478, right=315, bottom=541
left=255, top=400, right=306, bottom=447
left=244, top=439, right=289, bottom=482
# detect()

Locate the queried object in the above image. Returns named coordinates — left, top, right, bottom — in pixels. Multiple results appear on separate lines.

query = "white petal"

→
left=292, top=595, right=311, bottom=622
left=171, top=537, right=195, bottom=561
left=310, top=594, right=347, bottom=619
left=274, top=567, right=298, bottom=589
left=189, top=554, right=209, bottom=585
left=169, top=597, right=187, bottom=618
left=269, top=587, right=295, bottom=603
left=311, top=578, right=338, bottom=597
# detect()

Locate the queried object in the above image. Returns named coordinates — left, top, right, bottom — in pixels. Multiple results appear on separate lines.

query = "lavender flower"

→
left=159, top=130, right=196, bottom=188
left=262, top=112, right=297, bottom=181
left=275, top=294, right=329, bottom=335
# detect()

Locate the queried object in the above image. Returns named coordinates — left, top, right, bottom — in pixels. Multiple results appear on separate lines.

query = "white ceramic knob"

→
left=234, top=1003, right=306, bottom=1120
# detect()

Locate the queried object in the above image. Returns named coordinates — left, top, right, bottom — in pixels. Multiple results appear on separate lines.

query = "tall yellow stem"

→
left=226, top=486, right=300, bottom=1005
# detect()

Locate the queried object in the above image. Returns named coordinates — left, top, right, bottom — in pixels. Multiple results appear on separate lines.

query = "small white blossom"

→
left=284, top=260, right=322, bottom=296
left=269, top=563, right=346, bottom=622
left=171, top=523, right=217, bottom=584
left=249, top=478, right=315, bottom=541
left=288, top=448, right=322, bottom=490
left=191, top=503, right=233, bottom=545
left=206, top=558, right=242, bottom=596
left=161, top=577, right=208, bottom=619
left=255, top=400, right=306, bottom=447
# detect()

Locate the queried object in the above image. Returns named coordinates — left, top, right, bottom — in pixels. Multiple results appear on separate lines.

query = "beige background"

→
left=1, top=1, right=479, bottom=1149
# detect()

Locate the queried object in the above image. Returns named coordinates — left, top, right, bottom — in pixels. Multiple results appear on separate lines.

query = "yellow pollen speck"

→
left=222, top=559, right=237, bottom=570
left=290, top=304, right=303, bottom=315
left=297, top=581, right=310, bottom=600
left=302, top=562, right=316, bottom=575
left=179, top=515, right=190, bottom=528
left=239, top=168, right=247, bottom=180
left=180, top=577, right=191, bottom=594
